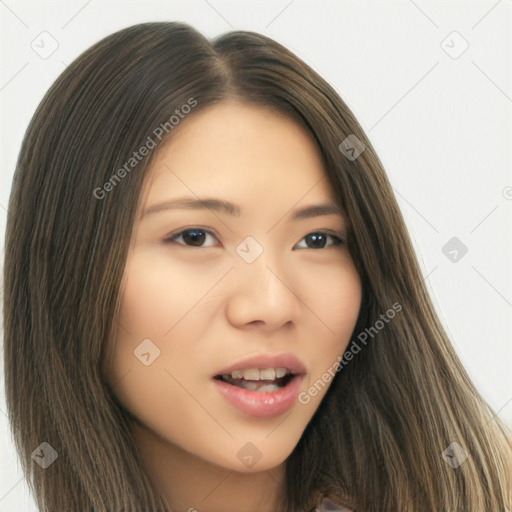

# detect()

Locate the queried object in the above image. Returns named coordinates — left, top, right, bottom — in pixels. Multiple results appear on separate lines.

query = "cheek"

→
left=106, top=251, right=222, bottom=401
left=298, top=258, right=362, bottom=398
left=302, top=254, right=362, bottom=337
left=106, top=252, right=228, bottom=451
left=116, top=250, right=230, bottom=340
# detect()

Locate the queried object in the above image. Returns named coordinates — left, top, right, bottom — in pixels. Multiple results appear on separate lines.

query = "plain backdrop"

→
left=1, top=1, right=511, bottom=510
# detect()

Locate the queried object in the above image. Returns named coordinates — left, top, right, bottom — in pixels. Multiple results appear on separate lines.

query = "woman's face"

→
left=108, top=102, right=361, bottom=473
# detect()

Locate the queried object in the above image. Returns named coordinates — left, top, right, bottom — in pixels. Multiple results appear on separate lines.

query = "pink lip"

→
left=213, top=375, right=303, bottom=418
left=212, top=352, right=306, bottom=418
left=213, top=352, right=307, bottom=376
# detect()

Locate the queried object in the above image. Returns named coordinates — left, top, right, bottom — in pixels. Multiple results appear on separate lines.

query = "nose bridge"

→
left=236, top=244, right=286, bottom=300
left=242, top=255, right=285, bottom=298
left=226, top=239, right=302, bottom=328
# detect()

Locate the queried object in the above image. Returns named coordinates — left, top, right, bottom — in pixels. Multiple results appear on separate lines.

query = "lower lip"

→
left=213, top=375, right=302, bottom=418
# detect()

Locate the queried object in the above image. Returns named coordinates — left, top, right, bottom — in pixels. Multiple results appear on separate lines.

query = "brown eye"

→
left=166, top=229, right=218, bottom=247
left=294, top=232, right=344, bottom=250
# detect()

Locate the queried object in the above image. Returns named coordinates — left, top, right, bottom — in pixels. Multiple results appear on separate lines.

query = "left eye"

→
left=294, top=232, right=344, bottom=249
left=165, top=229, right=343, bottom=249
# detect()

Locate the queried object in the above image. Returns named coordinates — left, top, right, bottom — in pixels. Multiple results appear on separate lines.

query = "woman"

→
left=3, top=21, right=511, bottom=512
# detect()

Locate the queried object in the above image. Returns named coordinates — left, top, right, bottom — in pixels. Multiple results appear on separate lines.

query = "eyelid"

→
left=164, top=227, right=345, bottom=249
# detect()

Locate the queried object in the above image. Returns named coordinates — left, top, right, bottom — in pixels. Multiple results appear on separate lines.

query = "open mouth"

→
left=214, top=368, right=295, bottom=393
left=212, top=360, right=304, bottom=417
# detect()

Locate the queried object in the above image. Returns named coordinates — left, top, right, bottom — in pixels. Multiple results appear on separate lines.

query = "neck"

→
left=131, top=421, right=286, bottom=512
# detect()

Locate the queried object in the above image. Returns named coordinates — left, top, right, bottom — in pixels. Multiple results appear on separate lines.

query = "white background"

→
left=1, top=1, right=511, bottom=510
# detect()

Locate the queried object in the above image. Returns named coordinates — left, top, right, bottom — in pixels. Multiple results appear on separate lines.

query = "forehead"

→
left=142, top=101, right=334, bottom=206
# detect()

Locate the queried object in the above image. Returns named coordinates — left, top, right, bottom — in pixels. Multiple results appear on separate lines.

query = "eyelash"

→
left=164, top=228, right=344, bottom=250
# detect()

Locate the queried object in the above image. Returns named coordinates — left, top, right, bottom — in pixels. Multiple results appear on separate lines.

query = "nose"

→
left=225, top=254, right=302, bottom=331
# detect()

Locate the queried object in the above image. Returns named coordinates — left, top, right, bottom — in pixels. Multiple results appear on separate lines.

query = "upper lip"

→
left=213, top=352, right=307, bottom=377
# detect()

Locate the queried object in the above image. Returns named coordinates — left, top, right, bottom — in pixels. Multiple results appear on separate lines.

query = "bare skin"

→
left=107, top=102, right=362, bottom=512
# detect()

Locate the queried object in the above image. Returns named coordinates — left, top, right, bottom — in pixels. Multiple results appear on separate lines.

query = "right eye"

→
left=164, top=228, right=220, bottom=248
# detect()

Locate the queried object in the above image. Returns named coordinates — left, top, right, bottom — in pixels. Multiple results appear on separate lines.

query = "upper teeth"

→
left=226, top=368, right=290, bottom=380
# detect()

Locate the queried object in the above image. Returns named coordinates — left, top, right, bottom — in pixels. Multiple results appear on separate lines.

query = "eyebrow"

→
left=141, top=197, right=343, bottom=221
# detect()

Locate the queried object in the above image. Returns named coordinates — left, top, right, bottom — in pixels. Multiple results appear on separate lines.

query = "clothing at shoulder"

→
left=313, top=496, right=356, bottom=511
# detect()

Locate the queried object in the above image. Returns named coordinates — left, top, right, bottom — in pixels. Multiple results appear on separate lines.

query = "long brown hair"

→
left=3, top=21, right=511, bottom=512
